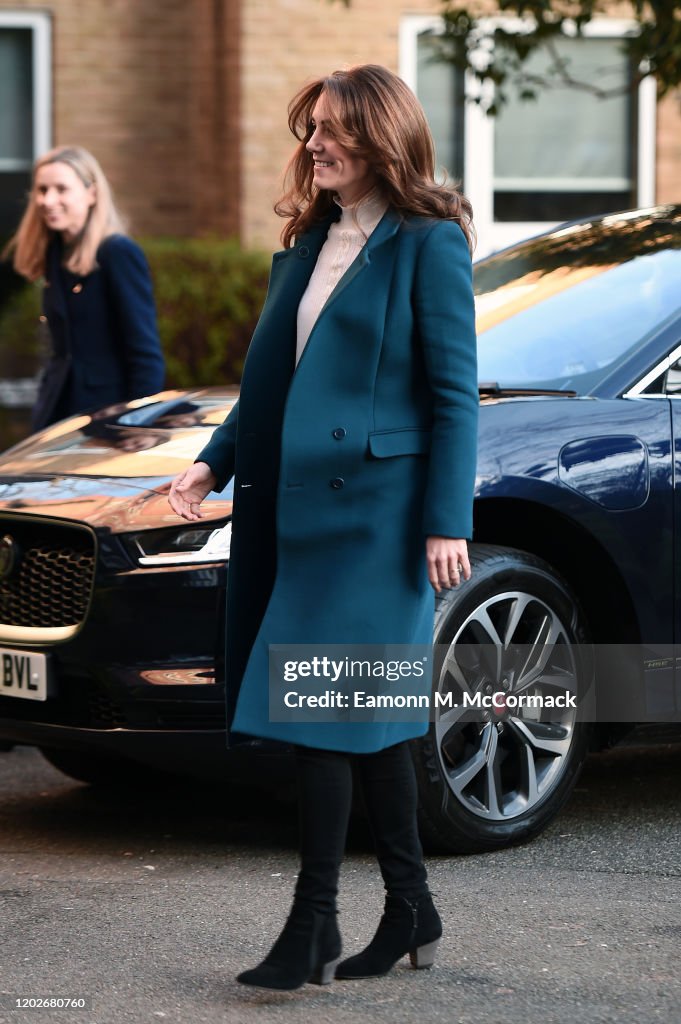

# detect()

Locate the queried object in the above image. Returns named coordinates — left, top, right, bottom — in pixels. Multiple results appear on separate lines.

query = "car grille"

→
left=0, top=515, right=96, bottom=639
left=87, top=691, right=127, bottom=728
left=0, top=688, right=225, bottom=731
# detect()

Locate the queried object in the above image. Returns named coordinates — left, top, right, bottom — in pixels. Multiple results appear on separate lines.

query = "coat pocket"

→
left=367, top=427, right=431, bottom=458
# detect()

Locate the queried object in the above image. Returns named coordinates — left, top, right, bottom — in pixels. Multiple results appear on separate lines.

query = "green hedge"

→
left=143, top=236, right=270, bottom=388
left=0, top=281, right=43, bottom=378
left=0, top=244, right=27, bottom=312
left=0, top=236, right=271, bottom=388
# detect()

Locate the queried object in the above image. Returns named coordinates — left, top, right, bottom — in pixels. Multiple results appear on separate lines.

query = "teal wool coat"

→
left=197, top=207, right=478, bottom=753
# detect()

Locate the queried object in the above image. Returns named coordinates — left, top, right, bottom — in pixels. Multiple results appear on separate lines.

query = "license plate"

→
left=0, top=648, right=49, bottom=701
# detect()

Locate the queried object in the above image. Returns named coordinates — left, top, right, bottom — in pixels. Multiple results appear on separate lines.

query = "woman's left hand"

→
left=426, top=536, right=471, bottom=593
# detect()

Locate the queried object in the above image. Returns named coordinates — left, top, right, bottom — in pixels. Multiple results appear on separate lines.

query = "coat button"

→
left=39, top=315, right=48, bottom=323
left=332, top=427, right=346, bottom=440
left=298, top=245, right=310, bottom=258
left=330, top=477, right=344, bottom=490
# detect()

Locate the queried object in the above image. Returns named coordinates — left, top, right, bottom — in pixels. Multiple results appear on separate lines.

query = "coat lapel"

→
left=267, top=205, right=402, bottom=317
left=316, top=207, right=402, bottom=321
left=45, top=239, right=69, bottom=326
left=258, top=206, right=402, bottom=374
left=265, top=214, right=337, bottom=319
left=42, top=237, right=72, bottom=360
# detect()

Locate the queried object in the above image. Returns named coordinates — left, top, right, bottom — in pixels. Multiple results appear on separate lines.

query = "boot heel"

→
left=237, top=905, right=341, bottom=990
left=409, top=938, right=440, bottom=970
left=309, top=957, right=341, bottom=985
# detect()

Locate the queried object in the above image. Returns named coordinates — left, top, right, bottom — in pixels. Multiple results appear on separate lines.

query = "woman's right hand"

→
left=168, top=461, right=217, bottom=521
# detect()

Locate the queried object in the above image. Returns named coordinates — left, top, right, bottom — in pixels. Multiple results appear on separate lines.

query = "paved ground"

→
left=0, top=739, right=679, bottom=1024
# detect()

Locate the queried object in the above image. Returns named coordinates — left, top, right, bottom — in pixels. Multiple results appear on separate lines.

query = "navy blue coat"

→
left=198, top=207, right=478, bottom=753
left=33, top=234, right=165, bottom=430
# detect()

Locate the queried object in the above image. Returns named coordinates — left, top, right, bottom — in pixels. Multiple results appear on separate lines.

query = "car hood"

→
left=0, top=474, right=235, bottom=533
left=0, top=388, right=584, bottom=531
left=0, top=389, right=235, bottom=531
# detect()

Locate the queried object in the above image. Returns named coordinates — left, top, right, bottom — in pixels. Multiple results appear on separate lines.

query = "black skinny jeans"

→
left=293, top=741, right=428, bottom=912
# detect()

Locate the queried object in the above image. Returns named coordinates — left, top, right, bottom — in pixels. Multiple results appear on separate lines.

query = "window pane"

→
left=493, top=36, right=634, bottom=222
left=416, top=30, right=465, bottom=183
left=664, top=361, right=681, bottom=396
left=0, top=29, right=33, bottom=168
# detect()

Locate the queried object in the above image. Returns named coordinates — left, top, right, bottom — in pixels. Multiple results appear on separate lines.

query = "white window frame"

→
left=0, top=10, right=51, bottom=171
left=400, top=15, right=656, bottom=257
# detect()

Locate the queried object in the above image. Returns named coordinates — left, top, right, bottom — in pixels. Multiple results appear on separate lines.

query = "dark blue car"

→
left=0, top=204, right=679, bottom=852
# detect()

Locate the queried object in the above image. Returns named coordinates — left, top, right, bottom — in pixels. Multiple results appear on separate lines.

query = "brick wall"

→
left=241, top=0, right=681, bottom=251
left=2, top=0, right=679, bottom=247
left=0, top=0, right=241, bottom=237
left=240, top=0, right=439, bottom=249
left=656, top=93, right=681, bottom=205
left=188, top=0, right=242, bottom=237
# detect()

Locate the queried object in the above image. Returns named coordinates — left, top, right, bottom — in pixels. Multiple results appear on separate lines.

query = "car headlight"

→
left=129, top=521, right=232, bottom=567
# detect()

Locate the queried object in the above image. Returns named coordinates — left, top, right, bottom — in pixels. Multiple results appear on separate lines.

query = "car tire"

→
left=413, top=544, right=593, bottom=854
left=38, top=746, right=152, bottom=787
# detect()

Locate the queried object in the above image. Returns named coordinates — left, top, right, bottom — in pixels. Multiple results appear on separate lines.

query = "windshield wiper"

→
left=478, top=382, right=578, bottom=398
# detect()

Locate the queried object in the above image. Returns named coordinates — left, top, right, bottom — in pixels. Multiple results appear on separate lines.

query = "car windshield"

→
left=474, top=209, right=681, bottom=394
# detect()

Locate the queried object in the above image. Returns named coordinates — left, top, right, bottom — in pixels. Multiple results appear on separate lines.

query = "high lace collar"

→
left=333, top=189, right=389, bottom=240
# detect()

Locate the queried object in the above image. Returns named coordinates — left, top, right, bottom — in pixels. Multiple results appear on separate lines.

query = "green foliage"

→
left=0, top=405, right=32, bottom=451
left=436, top=0, right=681, bottom=110
left=0, top=240, right=26, bottom=311
left=0, top=237, right=271, bottom=389
left=328, top=0, right=681, bottom=111
left=0, top=281, right=43, bottom=378
left=142, top=236, right=270, bottom=388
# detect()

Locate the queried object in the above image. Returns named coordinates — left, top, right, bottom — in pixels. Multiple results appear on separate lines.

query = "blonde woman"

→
left=169, top=65, right=478, bottom=990
left=6, top=146, right=164, bottom=430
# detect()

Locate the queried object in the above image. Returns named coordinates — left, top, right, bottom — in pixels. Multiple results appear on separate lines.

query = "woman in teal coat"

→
left=169, top=65, right=478, bottom=991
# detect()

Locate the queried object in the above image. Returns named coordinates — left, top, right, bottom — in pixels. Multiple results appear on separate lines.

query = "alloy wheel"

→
left=434, top=589, right=580, bottom=821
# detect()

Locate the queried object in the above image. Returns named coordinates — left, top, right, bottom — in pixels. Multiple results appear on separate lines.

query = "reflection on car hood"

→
left=0, top=428, right=211, bottom=479
left=0, top=389, right=237, bottom=530
left=0, top=474, right=232, bottom=532
left=0, top=388, right=236, bottom=482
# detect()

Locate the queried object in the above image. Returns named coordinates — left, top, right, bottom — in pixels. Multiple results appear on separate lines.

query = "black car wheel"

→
left=413, top=544, right=593, bottom=853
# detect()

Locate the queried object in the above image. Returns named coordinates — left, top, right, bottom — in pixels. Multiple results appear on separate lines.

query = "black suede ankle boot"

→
left=335, top=893, right=442, bottom=980
left=237, top=904, right=341, bottom=990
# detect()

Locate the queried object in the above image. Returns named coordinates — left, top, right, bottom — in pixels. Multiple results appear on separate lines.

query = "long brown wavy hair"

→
left=275, top=64, right=474, bottom=252
left=4, top=145, right=127, bottom=281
